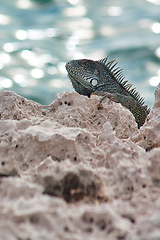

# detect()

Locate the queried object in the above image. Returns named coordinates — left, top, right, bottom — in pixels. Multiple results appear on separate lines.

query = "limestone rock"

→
left=0, top=90, right=47, bottom=120
left=34, top=159, right=102, bottom=202
left=0, top=89, right=160, bottom=240
left=130, top=84, right=160, bottom=151
left=48, top=91, right=138, bottom=139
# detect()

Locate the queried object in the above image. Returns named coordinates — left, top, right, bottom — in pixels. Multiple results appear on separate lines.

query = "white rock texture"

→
left=0, top=86, right=160, bottom=240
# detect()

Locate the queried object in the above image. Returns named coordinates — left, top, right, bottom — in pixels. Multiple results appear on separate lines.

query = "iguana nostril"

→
left=66, top=62, right=71, bottom=68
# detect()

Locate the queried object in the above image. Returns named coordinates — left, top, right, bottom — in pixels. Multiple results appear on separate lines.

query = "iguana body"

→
left=65, top=56, right=150, bottom=128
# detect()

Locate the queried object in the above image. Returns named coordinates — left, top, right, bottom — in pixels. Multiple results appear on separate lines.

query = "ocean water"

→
left=0, top=0, right=160, bottom=107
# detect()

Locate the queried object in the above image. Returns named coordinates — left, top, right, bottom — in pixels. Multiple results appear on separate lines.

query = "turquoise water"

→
left=0, top=0, right=160, bottom=106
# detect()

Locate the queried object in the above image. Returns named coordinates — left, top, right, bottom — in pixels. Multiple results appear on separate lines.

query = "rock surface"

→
left=0, top=86, right=160, bottom=240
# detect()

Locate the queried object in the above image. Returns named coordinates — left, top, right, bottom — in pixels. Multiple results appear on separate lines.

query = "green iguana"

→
left=65, top=56, right=150, bottom=128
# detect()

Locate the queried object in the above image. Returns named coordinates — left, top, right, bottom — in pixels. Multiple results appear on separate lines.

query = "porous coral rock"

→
left=48, top=91, right=138, bottom=139
left=0, top=88, right=160, bottom=240
left=130, top=84, right=160, bottom=150
left=33, top=159, right=102, bottom=202
left=0, top=90, right=47, bottom=120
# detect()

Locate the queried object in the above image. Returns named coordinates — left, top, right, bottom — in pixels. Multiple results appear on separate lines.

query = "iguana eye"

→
left=80, top=60, right=88, bottom=67
left=91, top=79, right=98, bottom=86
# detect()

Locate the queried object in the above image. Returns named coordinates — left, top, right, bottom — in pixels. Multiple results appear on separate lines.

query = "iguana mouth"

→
left=67, top=68, right=94, bottom=97
left=67, top=71, right=94, bottom=90
left=67, top=71, right=78, bottom=82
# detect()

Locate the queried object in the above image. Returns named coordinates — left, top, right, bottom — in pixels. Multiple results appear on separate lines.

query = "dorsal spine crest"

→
left=98, top=56, right=150, bottom=113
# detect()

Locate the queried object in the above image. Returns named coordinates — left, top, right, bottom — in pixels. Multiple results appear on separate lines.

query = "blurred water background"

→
left=0, top=0, right=160, bottom=106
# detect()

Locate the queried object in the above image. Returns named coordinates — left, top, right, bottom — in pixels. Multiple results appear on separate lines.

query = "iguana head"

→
left=65, top=59, right=104, bottom=97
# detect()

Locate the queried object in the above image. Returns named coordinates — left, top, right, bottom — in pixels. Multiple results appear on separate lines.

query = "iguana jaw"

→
left=66, top=61, right=97, bottom=97
left=67, top=71, right=94, bottom=91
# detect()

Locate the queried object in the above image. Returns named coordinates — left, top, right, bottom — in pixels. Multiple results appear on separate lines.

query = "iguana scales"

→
left=65, top=56, right=150, bottom=128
